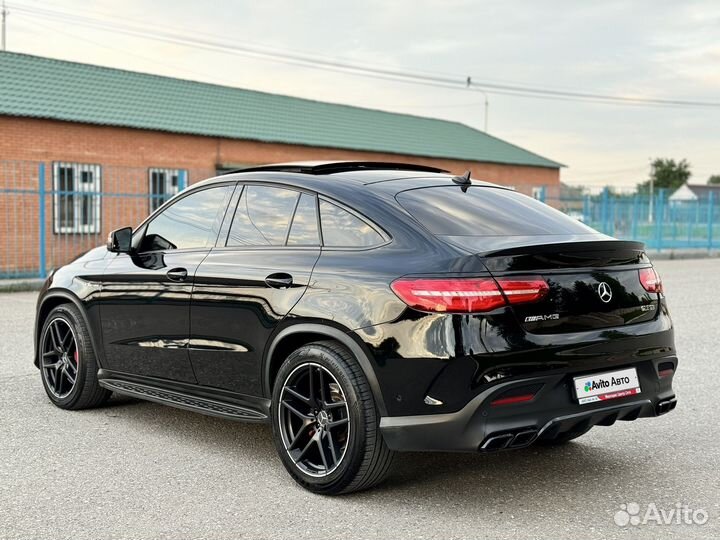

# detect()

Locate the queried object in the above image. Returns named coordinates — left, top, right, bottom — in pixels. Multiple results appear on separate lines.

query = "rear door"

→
left=99, top=183, right=234, bottom=382
left=396, top=185, right=660, bottom=334
left=189, top=184, right=321, bottom=395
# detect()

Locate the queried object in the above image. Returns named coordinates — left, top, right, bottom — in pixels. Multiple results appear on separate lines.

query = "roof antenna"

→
left=452, top=170, right=472, bottom=192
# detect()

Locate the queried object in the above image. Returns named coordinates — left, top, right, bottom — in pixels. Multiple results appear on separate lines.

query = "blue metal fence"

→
left=548, top=187, right=719, bottom=250
left=0, top=160, right=718, bottom=280
left=0, top=161, right=208, bottom=279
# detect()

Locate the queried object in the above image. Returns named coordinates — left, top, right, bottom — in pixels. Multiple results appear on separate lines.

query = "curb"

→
left=0, top=279, right=45, bottom=293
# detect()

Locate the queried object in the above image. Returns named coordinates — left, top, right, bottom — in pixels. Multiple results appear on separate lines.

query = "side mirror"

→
left=107, top=227, right=133, bottom=253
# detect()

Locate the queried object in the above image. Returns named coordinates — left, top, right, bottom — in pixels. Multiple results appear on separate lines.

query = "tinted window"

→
left=141, top=185, right=231, bottom=251
left=396, top=186, right=596, bottom=236
left=319, top=200, right=384, bottom=247
left=287, top=193, right=320, bottom=246
left=227, top=186, right=300, bottom=246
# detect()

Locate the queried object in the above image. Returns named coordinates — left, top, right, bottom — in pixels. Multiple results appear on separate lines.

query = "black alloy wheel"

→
left=271, top=341, right=395, bottom=494
left=39, top=304, right=111, bottom=410
left=278, top=362, right=351, bottom=477
left=41, top=317, right=79, bottom=399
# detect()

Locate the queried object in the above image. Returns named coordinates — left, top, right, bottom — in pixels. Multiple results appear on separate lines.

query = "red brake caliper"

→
left=74, top=350, right=79, bottom=364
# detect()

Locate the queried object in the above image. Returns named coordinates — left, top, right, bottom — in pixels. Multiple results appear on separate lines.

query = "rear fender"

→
left=263, top=322, right=388, bottom=416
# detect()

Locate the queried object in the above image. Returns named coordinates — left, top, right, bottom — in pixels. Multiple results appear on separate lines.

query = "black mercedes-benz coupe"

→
left=34, top=161, right=677, bottom=494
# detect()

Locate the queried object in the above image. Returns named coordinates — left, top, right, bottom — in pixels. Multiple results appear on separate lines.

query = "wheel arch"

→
left=263, top=322, right=387, bottom=416
left=34, top=290, right=103, bottom=369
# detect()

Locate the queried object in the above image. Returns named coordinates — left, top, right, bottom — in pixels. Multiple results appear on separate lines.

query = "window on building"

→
left=149, top=168, right=186, bottom=212
left=319, top=200, right=384, bottom=247
left=140, top=185, right=233, bottom=252
left=226, top=185, right=301, bottom=247
left=52, top=162, right=102, bottom=234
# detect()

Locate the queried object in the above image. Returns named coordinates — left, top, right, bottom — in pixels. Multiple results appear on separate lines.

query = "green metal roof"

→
left=0, top=52, right=562, bottom=169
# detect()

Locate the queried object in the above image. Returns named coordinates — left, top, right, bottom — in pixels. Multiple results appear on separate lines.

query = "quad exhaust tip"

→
left=479, top=428, right=538, bottom=452
left=481, top=397, right=678, bottom=451
left=656, top=397, right=677, bottom=415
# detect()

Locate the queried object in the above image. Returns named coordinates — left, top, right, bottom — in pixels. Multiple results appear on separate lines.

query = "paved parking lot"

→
left=1, top=258, right=719, bottom=540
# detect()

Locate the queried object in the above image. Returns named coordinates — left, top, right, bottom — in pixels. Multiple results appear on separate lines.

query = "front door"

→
left=99, top=183, right=235, bottom=382
left=189, top=185, right=321, bottom=395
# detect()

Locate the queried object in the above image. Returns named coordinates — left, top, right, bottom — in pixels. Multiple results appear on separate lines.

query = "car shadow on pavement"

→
left=357, top=441, right=635, bottom=506
left=96, top=394, right=276, bottom=458
left=98, top=394, right=636, bottom=504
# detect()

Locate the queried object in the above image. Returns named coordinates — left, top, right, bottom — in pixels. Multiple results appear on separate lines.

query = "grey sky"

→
left=6, top=0, right=720, bottom=188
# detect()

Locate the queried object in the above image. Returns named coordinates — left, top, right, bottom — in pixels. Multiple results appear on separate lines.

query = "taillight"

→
left=639, top=267, right=663, bottom=293
left=495, top=277, right=549, bottom=304
left=390, top=276, right=548, bottom=313
left=391, top=278, right=504, bottom=313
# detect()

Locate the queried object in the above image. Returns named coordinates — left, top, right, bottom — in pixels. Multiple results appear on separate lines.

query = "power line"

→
left=11, top=14, right=233, bottom=87
left=9, top=0, right=651, bottom=99
left=11, top=0, right=463, bottom=82
left=10, top=12, right=490, bottom=117
left=572, top=166, right=648, bottom=178
left=7, top=2, right=720, bottom=111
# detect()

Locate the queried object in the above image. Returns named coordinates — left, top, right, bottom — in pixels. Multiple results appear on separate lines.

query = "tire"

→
left=38, top=303, right=111, bottom=410
left=538, top=426, right=592, bottom=446
left=271, top=340, right=395, bottom=494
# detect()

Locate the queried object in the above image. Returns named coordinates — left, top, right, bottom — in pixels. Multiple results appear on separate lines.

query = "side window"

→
left=140, top=185, right=232, bottom=252
left=287, top=193, right=320, bottom=246
left=226, top=186, right=300, bottom=246
left=319, top=200, right=384, bottom=247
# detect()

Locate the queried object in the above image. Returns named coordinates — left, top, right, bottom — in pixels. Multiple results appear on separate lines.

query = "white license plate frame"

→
left=573, top=367, right=641, bottom=405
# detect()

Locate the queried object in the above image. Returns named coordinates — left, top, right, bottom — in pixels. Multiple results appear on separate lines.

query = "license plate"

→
left=573, top=367, right=641, bottom=405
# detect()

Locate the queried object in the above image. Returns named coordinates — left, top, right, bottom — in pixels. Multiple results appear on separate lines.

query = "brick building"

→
left=0, top=51, right=562, bottom=277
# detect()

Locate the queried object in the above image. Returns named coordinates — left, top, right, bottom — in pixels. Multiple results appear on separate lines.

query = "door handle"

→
left=265, top=272, right=293, bottom=289
left=166, top=267, right=188, bottom=282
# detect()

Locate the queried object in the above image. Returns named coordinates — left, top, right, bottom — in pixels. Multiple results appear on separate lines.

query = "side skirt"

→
left=98, top=370, right=270, bottom=423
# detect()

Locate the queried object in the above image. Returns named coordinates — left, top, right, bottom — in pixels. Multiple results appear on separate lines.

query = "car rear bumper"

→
left=379, top=357, right=677, bottom=452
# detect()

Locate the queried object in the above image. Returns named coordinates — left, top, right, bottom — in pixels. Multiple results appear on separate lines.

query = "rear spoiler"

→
left=439, top=235, right=648, bottom=272
left=482, top=239, right=645, bottom=258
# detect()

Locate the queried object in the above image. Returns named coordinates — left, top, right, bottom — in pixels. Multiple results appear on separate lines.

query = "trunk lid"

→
left=443, top=237, right=659, bottom=333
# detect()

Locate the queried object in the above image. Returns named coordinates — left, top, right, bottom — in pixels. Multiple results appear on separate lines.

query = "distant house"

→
left=669, top=183, right=720, bottom=202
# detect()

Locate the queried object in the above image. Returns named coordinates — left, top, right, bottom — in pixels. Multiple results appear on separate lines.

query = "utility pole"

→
left=648, top=158, right=654, bottom=224
left=1, top=0, right=7, bottom=52
left=466, top=76, right=489, bottom=132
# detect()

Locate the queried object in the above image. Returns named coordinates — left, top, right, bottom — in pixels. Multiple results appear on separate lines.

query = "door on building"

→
left=189, top=184, right=321, bottom=395
left=98, top=182, right=235, bottom=383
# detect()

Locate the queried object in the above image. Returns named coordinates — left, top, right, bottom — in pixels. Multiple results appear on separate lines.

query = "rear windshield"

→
left=396, top=186, right=596, bottom=236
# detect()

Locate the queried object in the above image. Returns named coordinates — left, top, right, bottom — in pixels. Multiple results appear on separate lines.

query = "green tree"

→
left=637, top=158, right=691, bottom=193
left=708, top=175, right=720, bottom=185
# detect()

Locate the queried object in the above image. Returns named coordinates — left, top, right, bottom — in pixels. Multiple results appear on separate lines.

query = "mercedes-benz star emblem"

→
left=597, top=282, right=613, bottom=303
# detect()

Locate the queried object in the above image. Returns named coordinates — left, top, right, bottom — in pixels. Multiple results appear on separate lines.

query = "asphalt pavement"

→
left=1, top=258, right=719, bottom=539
